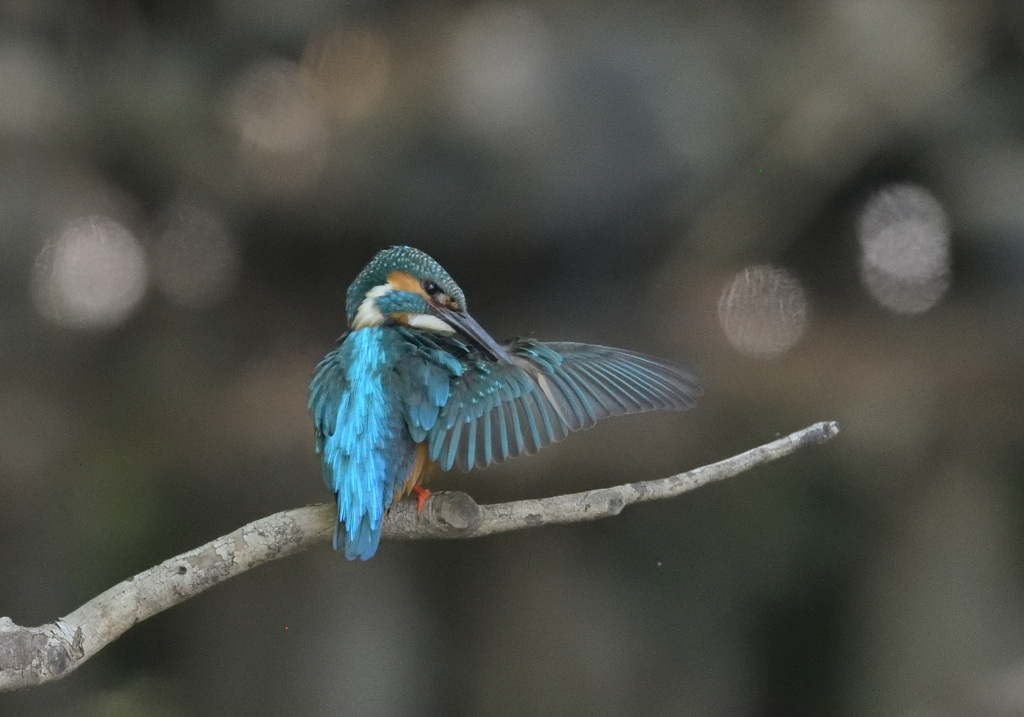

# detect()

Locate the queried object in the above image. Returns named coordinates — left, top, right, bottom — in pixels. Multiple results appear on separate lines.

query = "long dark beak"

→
left=433, top=305, right=512, bottom=363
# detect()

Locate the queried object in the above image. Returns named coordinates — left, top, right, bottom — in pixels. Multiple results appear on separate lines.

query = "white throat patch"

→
left=405, top=313, right=455, bottom=335
left=352, top=283, right=455, bottom=335
left=352, top=284, right=390, bottom=329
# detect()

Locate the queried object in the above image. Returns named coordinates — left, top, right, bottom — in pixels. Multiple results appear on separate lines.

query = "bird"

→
left=308, top=246, right=701, bottom=560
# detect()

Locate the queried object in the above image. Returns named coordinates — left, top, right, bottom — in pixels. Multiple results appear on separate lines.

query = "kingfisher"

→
left=309, top=246, right=701, bottom=560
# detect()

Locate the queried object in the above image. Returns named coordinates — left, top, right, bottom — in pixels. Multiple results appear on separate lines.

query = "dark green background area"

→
left=2, top=1, right=1023, bottom=715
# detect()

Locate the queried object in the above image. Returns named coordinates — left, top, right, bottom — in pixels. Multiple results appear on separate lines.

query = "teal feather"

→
left=310, top=246, right=701, bottom=560
left=309, top=328, right=417, bottom=559
left=399, top=339, right=700, bottom=471
left=345, top=246, right=465, bottom=325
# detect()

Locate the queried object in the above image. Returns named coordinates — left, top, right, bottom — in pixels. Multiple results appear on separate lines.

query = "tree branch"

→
left=0, top=420, right=838, bottom=692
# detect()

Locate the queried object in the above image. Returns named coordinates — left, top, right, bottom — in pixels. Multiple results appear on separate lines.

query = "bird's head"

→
left=345, top=246, right=511, bottom=362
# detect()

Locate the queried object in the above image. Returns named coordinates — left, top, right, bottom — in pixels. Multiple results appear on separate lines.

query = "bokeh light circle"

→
left=154, top=204, right=239, bottom=309
left=32, top=215, right=148, bottom=329
left=718, top=265, right=808, bottom=358
left=227, top=59, right=325, bottom=155
left=858, top=183, right=950, bottom=314
left=448, top=2, right=553, bottom=135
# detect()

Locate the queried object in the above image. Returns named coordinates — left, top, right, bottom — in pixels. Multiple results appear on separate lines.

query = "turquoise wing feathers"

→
left=398, top=336, right=701, bottom=472
left=310, top=245, right=702, bottom=561
left=308, top=337, right=348, bottom=491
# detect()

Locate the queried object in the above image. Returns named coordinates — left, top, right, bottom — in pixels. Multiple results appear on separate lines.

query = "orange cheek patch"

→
left=387, top=271, right=428, bottom=299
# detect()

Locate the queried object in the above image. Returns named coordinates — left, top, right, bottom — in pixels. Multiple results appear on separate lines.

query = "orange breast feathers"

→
left=397, top=441, right=433, bottom=500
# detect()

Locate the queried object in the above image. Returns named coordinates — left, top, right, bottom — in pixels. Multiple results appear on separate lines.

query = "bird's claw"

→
left=413, top=485, right=431, bottom=512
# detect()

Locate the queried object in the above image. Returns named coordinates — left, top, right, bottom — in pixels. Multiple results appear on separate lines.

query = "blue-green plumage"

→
left=310, top=329, right=418, bottom=558
left=309, top=246, right=701, bottom=560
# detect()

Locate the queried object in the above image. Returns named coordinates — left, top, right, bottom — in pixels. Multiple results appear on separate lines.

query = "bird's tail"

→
left=335, top=513, right=381, bottom=560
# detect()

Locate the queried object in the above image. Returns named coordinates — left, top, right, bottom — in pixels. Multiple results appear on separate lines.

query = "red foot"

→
left=413, top=485, right=431, bottom=512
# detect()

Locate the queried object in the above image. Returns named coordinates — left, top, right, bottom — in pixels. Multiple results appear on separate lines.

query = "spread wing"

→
left=400, top=338, right=701, bottom=472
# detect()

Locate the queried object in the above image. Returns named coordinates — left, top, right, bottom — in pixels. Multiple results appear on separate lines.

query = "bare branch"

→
left=0, top=421, right=838, bottom=692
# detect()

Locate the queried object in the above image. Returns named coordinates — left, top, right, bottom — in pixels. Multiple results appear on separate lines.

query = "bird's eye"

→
left=422, top=280, right=440, bottom=297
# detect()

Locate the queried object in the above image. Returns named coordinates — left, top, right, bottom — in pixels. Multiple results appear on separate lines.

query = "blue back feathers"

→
left=311, top=246, right=701, bottom=560
left=310, top=328, right=413, bottom=559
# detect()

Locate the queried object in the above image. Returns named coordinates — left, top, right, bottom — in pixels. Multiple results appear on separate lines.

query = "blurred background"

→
left=1, top=0, right=1023, bottom=715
